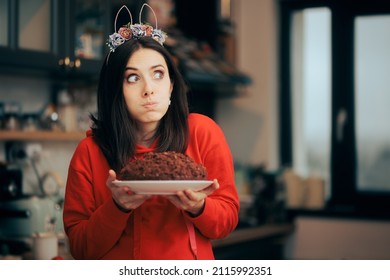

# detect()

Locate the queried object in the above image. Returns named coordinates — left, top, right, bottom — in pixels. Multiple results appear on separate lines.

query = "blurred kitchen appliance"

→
left=0, top=196, right=59, bottom=238
left=0, top=164, right=23, bottom=201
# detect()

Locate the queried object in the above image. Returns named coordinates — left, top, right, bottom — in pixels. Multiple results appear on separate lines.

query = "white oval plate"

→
left=112, top=180, right=213, bottom=195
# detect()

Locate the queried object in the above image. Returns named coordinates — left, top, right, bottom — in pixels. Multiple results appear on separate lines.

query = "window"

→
left=355, top=15, right=390, bottom=192
left=279, top=0, right=390, bottom=217
left=290, top=8, right=331, bottom=198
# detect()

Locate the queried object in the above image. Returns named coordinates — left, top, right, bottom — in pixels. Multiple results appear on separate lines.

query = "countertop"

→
left=212, top=223, right=294, bottom=248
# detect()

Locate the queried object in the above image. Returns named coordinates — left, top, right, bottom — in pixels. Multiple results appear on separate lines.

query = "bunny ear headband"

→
left=106, top=3, right=167, bottom=54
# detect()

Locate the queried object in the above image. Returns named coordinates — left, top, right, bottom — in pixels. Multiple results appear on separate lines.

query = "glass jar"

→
left=3, top=102, right=22, bottom=130
left=22, top=113, right=39, bottom=131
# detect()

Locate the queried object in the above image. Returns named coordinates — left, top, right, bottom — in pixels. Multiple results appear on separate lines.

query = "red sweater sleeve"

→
left=185, top=114, right=240, bottom=239
left=63, top=138, right=131, bottom=259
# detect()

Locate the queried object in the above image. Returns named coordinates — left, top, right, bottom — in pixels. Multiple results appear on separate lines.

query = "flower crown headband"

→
left=107, top=3, right=167, bottom=54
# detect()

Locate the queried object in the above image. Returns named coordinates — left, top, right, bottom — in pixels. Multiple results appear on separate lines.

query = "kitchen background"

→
left=1, top=0, right=390, bottom=260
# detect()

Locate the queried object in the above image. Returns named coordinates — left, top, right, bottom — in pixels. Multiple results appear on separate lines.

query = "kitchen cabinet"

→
left=0, top=0, right=55, bottom=71
left=59, top=0, right=111, bottom=77
left=0, top=0, right=111, bottom=78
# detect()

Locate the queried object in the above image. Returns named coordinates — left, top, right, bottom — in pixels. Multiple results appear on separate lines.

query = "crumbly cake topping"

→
left=119, top=151, right=207, bottom=180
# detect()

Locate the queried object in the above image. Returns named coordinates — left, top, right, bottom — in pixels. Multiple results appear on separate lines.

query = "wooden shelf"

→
left=0, top=130, right=85, bottom=142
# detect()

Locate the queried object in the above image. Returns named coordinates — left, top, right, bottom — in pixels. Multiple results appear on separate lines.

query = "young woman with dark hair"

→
left=63, top=5, right=239, bottom=260
left=92, top=37, right=190, bottom=171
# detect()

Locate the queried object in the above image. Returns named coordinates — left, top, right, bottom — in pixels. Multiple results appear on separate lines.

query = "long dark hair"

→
left=91, top=37, right=189, bottom=171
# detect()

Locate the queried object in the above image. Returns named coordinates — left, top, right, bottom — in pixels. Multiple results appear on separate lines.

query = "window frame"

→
left=278, top=0, right=390, bottom=218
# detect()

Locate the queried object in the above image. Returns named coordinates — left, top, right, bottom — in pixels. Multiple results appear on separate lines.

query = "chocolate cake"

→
left=119, top=151, right=207, bottom=180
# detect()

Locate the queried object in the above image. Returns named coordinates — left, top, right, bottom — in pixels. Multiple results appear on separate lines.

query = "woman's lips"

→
left=143, top=102, right=158, bottom=109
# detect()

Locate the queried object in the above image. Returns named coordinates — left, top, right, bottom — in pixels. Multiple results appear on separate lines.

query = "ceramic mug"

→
left=32, top=232, right=58, bottom=260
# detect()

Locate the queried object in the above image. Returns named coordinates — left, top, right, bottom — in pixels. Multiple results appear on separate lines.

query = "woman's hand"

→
left=107, top=169, right=151, bottom=212
left=164, top=179, right=219, bottom=217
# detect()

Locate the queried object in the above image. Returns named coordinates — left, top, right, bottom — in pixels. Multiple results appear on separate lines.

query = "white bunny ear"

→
left=139, top=3, right=158, bottom=29
left=106, top=2, right=167, bottom=61
left=114, top=5, right=133, bottom=33
left=138, top=3, right=167, bottom=45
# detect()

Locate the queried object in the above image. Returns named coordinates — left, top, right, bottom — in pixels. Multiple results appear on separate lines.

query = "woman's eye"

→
left=154, top=70, right=164, bottom=79
left=127, top=74, right=139, bottom=83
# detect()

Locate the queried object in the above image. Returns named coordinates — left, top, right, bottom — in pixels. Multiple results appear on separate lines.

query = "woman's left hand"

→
left=164, top=179, right=219, bottom=216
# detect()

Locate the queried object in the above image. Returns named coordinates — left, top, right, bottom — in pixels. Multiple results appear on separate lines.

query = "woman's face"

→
left=122, top=48, right=173, bottom=128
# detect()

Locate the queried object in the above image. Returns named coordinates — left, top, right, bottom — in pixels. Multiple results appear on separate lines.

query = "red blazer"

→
left=63, top=113, right=239, bottom=259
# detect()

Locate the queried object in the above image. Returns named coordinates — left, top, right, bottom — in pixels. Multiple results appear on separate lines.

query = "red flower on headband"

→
left=143, top=25, right=154, bottom=36
left=118, top=27, right=132, bottom=40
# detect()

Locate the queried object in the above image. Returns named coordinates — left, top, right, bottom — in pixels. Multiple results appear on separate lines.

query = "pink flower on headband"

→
left=143, top=25, right=153, bottom=36
left=118, top=27, right=132, bottom=40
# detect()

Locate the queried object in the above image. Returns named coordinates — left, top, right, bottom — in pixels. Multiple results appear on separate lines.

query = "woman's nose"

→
left=143, top=90, right=154, bottom=97
left=142, top=80, right=154, bottom=97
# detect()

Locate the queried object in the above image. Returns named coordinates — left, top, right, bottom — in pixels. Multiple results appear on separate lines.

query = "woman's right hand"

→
left=106, top=169, right=151, bottom=212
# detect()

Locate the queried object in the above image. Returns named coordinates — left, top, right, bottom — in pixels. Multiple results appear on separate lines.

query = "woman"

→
left=63, top=7, right=239, bottom=260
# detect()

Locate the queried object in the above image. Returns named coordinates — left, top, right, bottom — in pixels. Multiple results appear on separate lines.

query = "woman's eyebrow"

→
left=124, top=64, right=165, bottom=71
left=151, top=64, right=165, bottom=69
